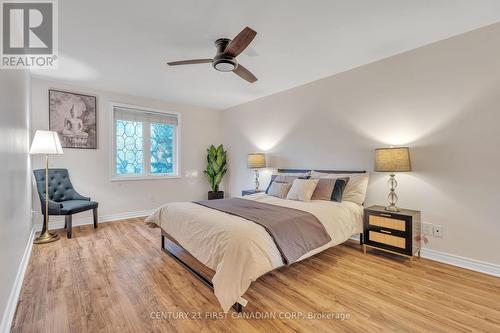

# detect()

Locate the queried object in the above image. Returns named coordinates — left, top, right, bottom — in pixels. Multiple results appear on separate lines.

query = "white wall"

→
left=31, top=78, right=222, bottom=225
left=0, top=70, right=32, bottom=331
left=222, top=23, right=500, bottom=265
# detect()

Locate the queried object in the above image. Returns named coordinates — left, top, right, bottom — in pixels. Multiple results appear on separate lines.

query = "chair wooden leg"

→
left=66, top=215, right=72, bottom=239
left=93, top=208, right=98, bottom=228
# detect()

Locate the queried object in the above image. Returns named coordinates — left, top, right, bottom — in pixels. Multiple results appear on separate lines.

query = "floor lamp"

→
left=29, top=130, right=64, bottom=244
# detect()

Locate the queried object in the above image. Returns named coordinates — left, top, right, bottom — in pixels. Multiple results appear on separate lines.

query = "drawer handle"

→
left=380, top=230, right=392, bottom=234
left=379, top=213, right=392, bottom=217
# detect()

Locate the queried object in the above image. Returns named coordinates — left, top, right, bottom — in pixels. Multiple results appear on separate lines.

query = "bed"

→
left=146, top=169, right=367, bottom=312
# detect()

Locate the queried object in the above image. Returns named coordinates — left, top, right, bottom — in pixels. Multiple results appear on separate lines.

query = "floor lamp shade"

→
left=29, top=130, right=64, bottom=155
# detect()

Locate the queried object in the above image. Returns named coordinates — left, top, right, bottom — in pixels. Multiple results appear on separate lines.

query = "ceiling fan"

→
left=167, top=27, right=258, bottom=83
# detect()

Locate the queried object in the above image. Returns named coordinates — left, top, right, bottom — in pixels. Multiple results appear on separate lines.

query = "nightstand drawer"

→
left=368, top=230, right=406, bottom=249
left=368, top=215, right=405, bottom=231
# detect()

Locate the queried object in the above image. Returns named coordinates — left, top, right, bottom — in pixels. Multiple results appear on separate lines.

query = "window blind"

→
left=114, top=106, right=178, bottom=126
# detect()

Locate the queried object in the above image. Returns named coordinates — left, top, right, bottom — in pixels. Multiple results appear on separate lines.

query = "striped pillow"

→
left=265, top=175, right=309, bottom=194
left=267, top=182, right=292, bottom=199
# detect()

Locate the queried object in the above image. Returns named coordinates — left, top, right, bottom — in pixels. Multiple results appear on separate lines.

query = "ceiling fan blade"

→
left=167, top=59, right=212, bottom=66
left=233, top=64, right=257, bottom=83
left=224, top=27, right=257, bottom=58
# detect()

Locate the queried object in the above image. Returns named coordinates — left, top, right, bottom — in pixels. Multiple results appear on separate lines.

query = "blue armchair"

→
left=33, top=168, right=98, bottom=239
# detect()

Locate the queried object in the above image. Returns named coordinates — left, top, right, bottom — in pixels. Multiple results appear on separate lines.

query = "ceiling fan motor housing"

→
left=213, top=38, right=237, bottom=72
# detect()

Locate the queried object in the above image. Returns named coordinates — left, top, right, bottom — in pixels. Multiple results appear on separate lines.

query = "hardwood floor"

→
left=12, top=218, right=500, bottom=333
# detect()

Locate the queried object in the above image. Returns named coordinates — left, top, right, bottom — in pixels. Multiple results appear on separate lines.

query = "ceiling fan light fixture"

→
left=167, top=27, right=257, bottom=83
left=213, top=60, right=236, bottom=72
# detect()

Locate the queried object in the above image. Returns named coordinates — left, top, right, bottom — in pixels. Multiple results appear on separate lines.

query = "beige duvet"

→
left=146, top=193, right=363, bottom=312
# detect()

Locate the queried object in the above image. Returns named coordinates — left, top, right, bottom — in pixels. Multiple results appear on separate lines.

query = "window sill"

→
left=111, top=174, right=181, bottom=182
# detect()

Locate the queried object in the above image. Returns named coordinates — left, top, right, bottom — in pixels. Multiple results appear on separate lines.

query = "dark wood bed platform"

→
left=160, top=169, right=366, bottom=312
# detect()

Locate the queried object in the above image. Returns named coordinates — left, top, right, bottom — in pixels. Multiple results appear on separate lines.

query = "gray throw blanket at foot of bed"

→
left=194, top=198, right=332, bottom=265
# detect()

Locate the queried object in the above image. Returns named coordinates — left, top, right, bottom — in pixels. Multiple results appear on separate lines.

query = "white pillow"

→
left=310, top=173, right=346, bottom=182
left=276, top=171, right=310, bottom=177
left=311, top=170, right=349, bottom=179
left=310, top=171, right=369, bottom=205
left=267, top=182, right=292, bottom=199
left=286, top=179, right=319, bottom=202
left=343, top=174, right=369, bottom=205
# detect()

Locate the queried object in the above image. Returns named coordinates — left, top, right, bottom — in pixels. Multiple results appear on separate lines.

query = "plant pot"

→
left=208, top=191, right=224, bottom=200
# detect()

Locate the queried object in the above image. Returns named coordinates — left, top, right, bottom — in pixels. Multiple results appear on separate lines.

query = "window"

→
left=112, top=103, right=179, bottom=179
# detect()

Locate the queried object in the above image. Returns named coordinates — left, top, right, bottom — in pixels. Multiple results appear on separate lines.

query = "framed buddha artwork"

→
left=49, top=89, right=97, bottom=149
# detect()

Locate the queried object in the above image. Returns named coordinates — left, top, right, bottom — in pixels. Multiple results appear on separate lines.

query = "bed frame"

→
left=160, top=169, right=366, bottom=312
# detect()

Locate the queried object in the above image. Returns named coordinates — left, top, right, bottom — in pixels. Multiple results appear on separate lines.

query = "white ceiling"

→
left=32, top=0, right=500, bottom=110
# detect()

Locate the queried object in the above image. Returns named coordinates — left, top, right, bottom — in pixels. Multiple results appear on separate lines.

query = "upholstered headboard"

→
left=277, top=169, right=366, bottom=174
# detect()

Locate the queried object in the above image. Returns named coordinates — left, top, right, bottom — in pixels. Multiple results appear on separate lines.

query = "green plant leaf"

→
left=204, top=144, right=227, bottom=193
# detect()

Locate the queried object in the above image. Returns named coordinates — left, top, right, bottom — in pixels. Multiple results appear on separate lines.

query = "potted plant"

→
left=203, top=144, right=227, bottom=200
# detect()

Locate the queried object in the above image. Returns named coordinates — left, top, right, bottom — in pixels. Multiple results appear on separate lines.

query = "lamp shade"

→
left=247, top=153, right=266, bottom=169
left=29, top=130, right=64, bottom=155
left=374, top=147, right=411, bottom=172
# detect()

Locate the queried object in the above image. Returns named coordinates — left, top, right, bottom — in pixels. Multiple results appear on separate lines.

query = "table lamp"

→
left=374, top=147, right=411, bottom=212
left=29, top=130, right=64, bottom=244
left=247, top=153, right=266, bottom=191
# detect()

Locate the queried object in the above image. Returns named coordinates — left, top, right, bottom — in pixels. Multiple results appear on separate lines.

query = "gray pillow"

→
left=267, top=182, right=292, bottom=199
left=311, top=178, right=336, bottom=201
left=286, top=179, right=319, bottom=202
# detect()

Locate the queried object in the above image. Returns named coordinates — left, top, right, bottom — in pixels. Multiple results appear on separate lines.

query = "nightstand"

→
left=363, top=205, right=421, bottom=260
left=241, top=190, right=263, bottom=196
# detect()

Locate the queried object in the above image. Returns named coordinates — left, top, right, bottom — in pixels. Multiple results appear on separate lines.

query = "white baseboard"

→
left=420, top=248, right=500, bottom=277
left=350, top=235, right=500, bottom=277
left=34, top=209, right=154, bottom=232
left=0, top=228, right=35, bottom=333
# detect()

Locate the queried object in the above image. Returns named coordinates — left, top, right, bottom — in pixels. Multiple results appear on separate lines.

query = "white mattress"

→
left=146, top=193, right=363, bottom=312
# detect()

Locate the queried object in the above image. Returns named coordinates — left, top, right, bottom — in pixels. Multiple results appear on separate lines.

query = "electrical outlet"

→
left=433, top=225, right=444, bottom=238
left=421, top=222, right=433, bottom=235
